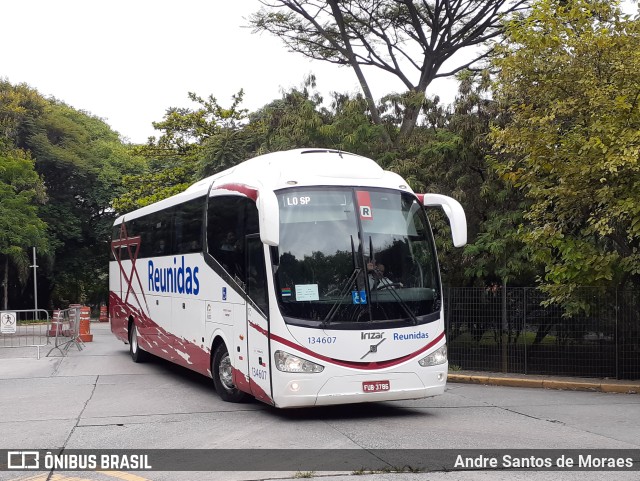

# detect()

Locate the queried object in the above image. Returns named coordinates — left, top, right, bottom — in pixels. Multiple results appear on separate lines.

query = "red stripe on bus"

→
left=249, top=321, right=268, bottom=337
left=248, top=321, right=445, bottom=370
left=213, top=183, right=258, bottom=201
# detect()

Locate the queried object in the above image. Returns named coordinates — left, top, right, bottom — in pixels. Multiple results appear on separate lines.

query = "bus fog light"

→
left=290, top=382, right=300, bottom=392
left=274, top=350, right=324, bottom=373
left=437, top=373, right=444, bottom=381
left=419, top=345, right=447, bottom=367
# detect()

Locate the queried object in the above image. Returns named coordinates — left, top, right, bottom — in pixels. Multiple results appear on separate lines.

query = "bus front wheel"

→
left=212, top=343, right=250, bottom=403
left=129, top=322, right=148, bottom=363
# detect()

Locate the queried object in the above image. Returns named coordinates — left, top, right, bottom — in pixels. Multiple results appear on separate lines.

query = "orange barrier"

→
left=48, top=309, right=62, bottom=337
left=99, top=304, right=108, bottom=322
left=79, top=306, right=93, bottom=342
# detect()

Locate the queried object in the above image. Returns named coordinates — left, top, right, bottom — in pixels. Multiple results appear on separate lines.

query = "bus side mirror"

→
left=258, top=190, right=279, bottom=246
left=419, top=194, right=467, bottom=247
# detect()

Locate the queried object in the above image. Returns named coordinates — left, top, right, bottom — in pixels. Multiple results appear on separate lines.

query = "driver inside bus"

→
left=221, top=232, right=238, bottom=252
left=367, top=262, right=401, bottom=290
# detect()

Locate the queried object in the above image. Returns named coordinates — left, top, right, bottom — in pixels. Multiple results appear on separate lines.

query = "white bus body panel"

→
left=265, top=310, right=447, bottom=408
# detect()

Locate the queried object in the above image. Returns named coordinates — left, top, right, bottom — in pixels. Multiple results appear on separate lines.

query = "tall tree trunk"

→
left=327, top=0, right=393, bottom=147
left=396, top=104, right=422, bottom=147
left=396, top=64, right=438, bottom=146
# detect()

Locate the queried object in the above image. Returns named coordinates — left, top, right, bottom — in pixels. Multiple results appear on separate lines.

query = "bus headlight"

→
left=418, top=345, right=447, bottom=367
left=274, top=350, right=324, bottom=373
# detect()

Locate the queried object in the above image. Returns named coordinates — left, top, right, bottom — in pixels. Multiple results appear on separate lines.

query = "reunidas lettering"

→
left=393, top=332, right=429, bottom=341
left=148, top=257, right=200, bottom=295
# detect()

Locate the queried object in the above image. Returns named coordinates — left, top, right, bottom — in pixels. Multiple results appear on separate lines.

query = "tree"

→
left=0, top=80, right=145, bottom=308
left=151, top=90, right=260, bottom=177
left=249, top=76, right=328, bottom=153
left=25, top=100, right=145, bottom=306
left=115, top=91, right=262, bottom=213
left=0, top=149, right=48, bottom=309
left=451, top=70, right=535, bottom=287
left=382, top=70, right=534, bottom=286
left=250, top=75, right=388, bottom=156
left=250, top=0, right=529, bottom=146
left=490, top=0, right=640, bottom=309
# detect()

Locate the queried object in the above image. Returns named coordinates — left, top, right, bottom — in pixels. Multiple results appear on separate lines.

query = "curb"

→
left=447, top=373, right=640, bottom=394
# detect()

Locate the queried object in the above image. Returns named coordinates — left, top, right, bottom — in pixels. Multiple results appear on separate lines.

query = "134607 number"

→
left=307, top=336, right=337, bottom=345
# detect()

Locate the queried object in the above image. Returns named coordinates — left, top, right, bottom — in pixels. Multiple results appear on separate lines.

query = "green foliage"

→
left=0, top=80, right=145, bottom=307
left=320, top=93, right=389, bottom=157
left=116, top=91, right=265, bottom=214
left=0, top=149, right=48, bottom=285
left=112, top=163, right=194, bottom=213
left=490, top=0, right=640, bottom=308
left=383, top=71, right=538, bottom=287
left=150, top=90, right=257, bottom=177
left=250, top=76, right=327, bottom=152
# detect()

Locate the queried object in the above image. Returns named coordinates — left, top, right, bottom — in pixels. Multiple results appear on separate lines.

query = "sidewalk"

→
left=448, top=370, right=640, bottom=394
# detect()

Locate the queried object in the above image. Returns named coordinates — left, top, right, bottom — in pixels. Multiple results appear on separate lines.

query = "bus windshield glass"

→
left=274, top=187, right=441, bottom=328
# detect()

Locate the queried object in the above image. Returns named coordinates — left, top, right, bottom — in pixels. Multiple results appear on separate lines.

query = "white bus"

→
left=109, top=148, right=466, bottom=408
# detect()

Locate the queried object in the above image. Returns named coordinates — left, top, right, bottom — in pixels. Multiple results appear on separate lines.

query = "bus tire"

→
left=212, top=343, right=250, bottom=403
left=129, top=321, right=148, bottom=363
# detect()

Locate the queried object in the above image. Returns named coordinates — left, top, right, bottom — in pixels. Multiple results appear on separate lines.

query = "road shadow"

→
left=268, top=401, right=432, bottom=421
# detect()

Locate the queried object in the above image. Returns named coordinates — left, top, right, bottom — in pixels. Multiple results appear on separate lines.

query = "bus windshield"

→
left=274, top=187, right=441, bottom=328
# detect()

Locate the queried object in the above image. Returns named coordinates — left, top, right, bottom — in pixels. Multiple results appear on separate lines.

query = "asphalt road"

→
left=0, top=323, right=638, bottom=481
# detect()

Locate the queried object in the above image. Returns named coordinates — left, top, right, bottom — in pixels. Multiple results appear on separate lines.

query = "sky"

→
left=1, top=0, right=461, bottom=144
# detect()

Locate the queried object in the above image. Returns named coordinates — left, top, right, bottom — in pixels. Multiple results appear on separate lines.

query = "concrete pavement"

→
left=1, top=321, right=639, bottom=481
left=2, top=321, right=639, bottom=393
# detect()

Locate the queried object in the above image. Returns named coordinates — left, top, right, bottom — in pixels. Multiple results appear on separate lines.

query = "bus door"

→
left=245, top=235, right=272, bottom=403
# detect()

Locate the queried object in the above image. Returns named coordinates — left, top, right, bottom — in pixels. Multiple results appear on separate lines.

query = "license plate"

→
left=362, top=380, right=390, bottom=393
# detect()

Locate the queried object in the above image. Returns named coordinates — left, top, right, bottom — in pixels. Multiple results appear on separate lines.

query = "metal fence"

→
left=0, top=307, right=84, bottom=359
left=0, top=309, right=50, bottom=359
left=47, top=306, right=84, bottom=357
left=444, top=287, right=640, bottom=380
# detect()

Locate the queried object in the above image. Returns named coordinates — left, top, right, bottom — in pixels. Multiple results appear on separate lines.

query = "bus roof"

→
left=114, top=149, right=410, bottom=224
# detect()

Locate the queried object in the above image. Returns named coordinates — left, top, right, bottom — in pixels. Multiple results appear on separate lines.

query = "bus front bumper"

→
left=273, top=369, right=447, bottom=408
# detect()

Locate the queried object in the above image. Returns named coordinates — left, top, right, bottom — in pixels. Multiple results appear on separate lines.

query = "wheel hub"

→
left=218, top=354, right=235, bottom=390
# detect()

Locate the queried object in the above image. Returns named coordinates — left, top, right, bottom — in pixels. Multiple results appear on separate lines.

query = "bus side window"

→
left=139, top=210, right=172, bottom=258
left=246, top=235, right=268, bottom=315
left=208, top=196, right=250, bottom=283
left=174, top=198, right=204, bottom=254
left=245, top=201, right=259, bottom=235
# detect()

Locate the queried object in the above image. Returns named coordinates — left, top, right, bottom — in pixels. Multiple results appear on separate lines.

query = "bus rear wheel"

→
left=129, top=322, right=148, bottom=363
left=212, top=343, right=250, bottom=403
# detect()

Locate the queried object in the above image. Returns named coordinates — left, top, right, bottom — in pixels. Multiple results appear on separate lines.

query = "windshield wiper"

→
left=374, top=282, right=418, bottom=325
left=368, top=235, right=418, bottom=325
left=323, top=236, right=361, bottom=326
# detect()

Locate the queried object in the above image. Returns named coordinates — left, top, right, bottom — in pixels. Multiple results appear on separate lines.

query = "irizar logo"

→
left=148, top=257, right=200, bottom=295
left=361, top=331, right=383, bottom=340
